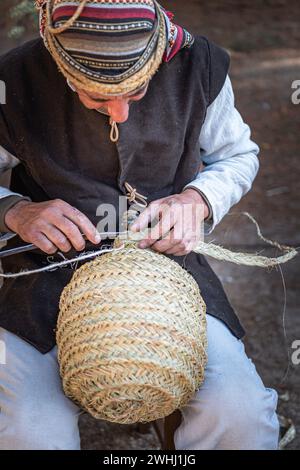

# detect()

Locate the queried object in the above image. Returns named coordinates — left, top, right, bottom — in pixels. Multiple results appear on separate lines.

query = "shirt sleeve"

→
left=0, top=145, right=30, bottom=233
left=184, top=75, right=260, bottom=234
left=0, top=144, right=23, bottom=199
left=0, top=103, right=23, bottom=200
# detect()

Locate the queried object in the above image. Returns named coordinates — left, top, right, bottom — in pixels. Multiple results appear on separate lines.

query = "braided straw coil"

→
left=57, top=243, right=207, bottom=424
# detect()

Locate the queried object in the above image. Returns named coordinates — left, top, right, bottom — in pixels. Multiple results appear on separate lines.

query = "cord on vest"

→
left=110, top=119, right=119, bottom=143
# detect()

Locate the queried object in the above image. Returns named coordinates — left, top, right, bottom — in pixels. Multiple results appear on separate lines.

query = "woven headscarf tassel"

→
left=110, top=119, right=119, bottom=143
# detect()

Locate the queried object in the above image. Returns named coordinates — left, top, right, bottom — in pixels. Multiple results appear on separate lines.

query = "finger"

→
left=165, top=247, right=185, bottom=255
left=169, top=241, right=195, bottom=257
left=41, top=225, right=73, bottom=253
left=60, top=204, right=101, bottom=244
left=153, top=235, right=194, bottom=256
left=51, top=216, right=86, bottom=251
left=149, top=231, right=179, bottom=253
left=29, top=232, right=58, bottom=255
left=145, top=225, right=183, bottom=254
left=138, top=206, right=177, bottom=248
left=171, top=249, right=192, bottom=257
left=130, top=202, right=161, bottom=232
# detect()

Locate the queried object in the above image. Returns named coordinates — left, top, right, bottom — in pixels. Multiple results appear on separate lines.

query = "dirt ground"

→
left=0, top=0, right=299, bottom=450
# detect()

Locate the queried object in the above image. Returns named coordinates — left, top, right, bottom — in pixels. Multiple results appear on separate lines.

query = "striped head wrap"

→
left=35, top=0, right=194, bottom=96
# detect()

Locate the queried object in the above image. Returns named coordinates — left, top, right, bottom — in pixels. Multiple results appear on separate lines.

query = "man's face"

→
left=72, top=82, right=149, bottom=123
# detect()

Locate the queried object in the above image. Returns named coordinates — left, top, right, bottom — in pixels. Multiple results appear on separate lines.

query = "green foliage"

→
left=8, top=1, right=38, bottom=39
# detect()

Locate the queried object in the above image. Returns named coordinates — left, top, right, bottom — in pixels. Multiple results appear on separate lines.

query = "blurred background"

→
left=0, top=0, right=299, bottom=450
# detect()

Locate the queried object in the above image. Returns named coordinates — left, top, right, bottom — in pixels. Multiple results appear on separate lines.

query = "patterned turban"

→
left=35, top=0, right=194, bottom=96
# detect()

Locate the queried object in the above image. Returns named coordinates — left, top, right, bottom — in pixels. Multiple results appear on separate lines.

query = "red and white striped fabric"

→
left=36, top=0, right=194, bottom=80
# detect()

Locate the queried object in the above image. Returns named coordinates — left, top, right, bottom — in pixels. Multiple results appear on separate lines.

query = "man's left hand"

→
left=130, top=189, right=209, bottom=256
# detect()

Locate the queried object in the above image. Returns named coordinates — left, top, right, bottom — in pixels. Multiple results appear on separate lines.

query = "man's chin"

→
left=95, top=109, right=129, bottom=123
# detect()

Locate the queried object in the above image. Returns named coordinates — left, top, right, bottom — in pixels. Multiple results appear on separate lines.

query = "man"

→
left=0, top=0, right=279, bottom=450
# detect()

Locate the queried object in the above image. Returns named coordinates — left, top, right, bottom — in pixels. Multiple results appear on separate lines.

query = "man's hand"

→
left=130, top=189, right=209, bottom=256
left=4, top=199, right=101, bottom=254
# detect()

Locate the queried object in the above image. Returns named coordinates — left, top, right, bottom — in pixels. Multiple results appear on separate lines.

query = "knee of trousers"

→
left=0, top=398, right=80, bottom=450
left=174, top=380, right=280, bottom=450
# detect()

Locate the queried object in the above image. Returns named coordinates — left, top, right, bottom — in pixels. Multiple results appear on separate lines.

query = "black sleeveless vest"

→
left=0, top=37, right=245, bottom=353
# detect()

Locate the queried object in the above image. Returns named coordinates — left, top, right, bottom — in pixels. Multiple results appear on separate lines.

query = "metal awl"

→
left=0, top=231, right=127, bottom=259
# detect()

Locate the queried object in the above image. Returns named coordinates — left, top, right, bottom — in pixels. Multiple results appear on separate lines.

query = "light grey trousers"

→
left=0, top=315, right=279, bottom=450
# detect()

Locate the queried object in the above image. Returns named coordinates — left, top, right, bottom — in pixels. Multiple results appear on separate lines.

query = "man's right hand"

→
left=4, top=199, right=101, bottom=254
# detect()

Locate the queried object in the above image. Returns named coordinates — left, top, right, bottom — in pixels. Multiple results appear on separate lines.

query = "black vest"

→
left=0, top=37, right=245, bottom=353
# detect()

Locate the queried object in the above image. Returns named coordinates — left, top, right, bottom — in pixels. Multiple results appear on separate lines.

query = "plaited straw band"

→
left=56, top=241, right=207, bottom=423
left=43, top=0, right=167, bottom=96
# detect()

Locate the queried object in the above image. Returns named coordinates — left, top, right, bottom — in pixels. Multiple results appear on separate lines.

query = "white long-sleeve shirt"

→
left=184, top=75, right=259, bottom=232
left=0, top=75, right=259, bottom=234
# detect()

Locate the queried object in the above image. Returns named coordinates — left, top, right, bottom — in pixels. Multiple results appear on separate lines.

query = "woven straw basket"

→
left=56, top=243, right=207, bottom=424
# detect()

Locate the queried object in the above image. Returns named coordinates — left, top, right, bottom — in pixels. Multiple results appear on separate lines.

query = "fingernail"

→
left=130, top=224, right=138, bottom=232
left=95, top=232, right=101, bottom=243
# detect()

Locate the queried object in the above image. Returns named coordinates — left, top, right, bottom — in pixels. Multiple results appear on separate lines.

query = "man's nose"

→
left=107, top=100, right=130, bottom=123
